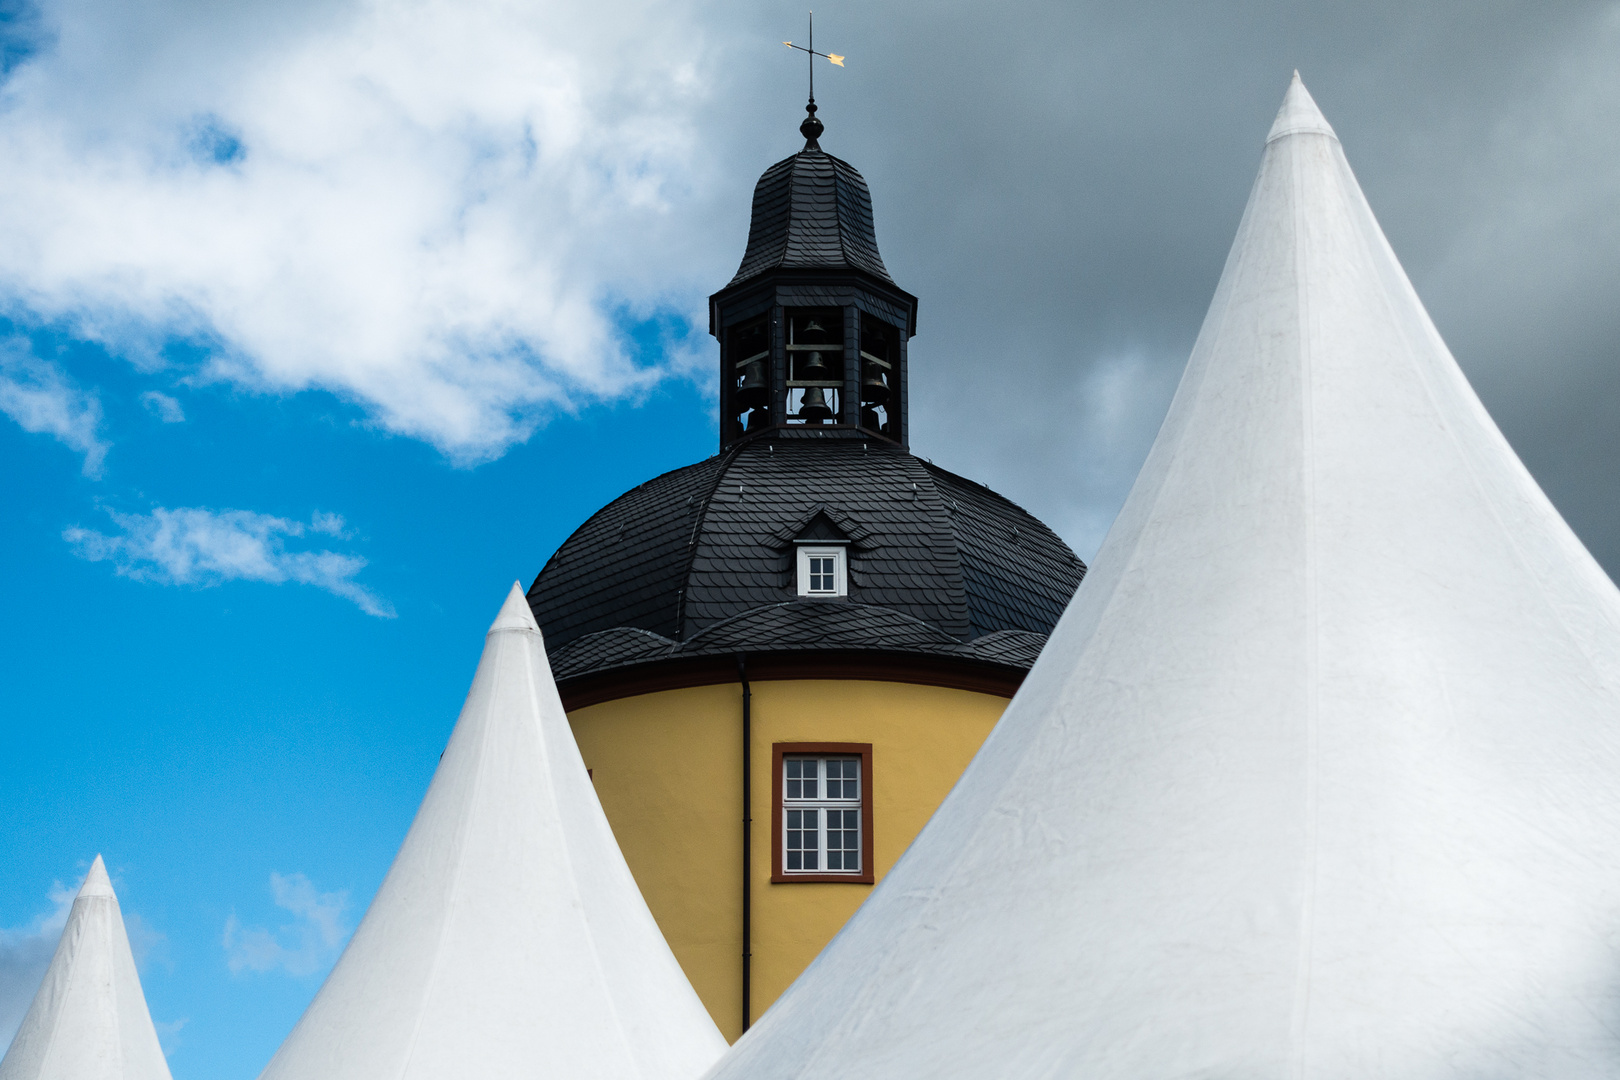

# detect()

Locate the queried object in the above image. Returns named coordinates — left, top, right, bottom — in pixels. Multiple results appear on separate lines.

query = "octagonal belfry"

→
left=711, top=106, right=917, bottom=449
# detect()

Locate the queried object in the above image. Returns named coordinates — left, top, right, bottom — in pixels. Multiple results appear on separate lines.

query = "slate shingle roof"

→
left=528, top=435, right=1086, bottom=683
left=926, top=464, right=1084, bottom=638
left=728, top=146, right=893, bottom=287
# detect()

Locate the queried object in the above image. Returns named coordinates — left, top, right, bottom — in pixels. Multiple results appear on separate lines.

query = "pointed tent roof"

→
left=0, top=857, right=172, bottom=1080
left=707, top=74, right=1620, bottom=1077
left=259, top=584, right=726, bottom=1080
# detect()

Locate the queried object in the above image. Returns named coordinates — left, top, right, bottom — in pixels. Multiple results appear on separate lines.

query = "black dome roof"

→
left=527, top=433, right=1086, bottom=684
left=727, top=144, right=893, bottom=288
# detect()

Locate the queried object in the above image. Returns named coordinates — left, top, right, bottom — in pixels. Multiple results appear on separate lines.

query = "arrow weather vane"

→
left=783, top=12, right=844, bottom=110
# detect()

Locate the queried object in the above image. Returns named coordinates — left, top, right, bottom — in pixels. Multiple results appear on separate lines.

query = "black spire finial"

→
left=782, top=12, right=841, bottom=152
left=801, top=101, right=823, bottom=149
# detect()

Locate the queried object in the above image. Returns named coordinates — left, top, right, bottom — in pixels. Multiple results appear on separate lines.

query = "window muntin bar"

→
left=796, top=546, right=848, bottom=597
left=781, top=756, right=862, bottom=876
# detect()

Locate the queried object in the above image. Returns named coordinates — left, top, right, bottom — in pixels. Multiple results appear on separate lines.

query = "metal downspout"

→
left=738, top=653, right=753, bottom=1034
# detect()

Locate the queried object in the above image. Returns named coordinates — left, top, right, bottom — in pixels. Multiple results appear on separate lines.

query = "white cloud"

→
left=153, top=1017, right=188, bottom=1058
left=138, top=389, right=184, bottom=422
left=0, top=337, right=109, bottom=475
left=0, top=875, right=79, bottom=1055
left=0, top=0, right=721, bottom=463
left=307, top=510, right=348, bottom=537
left=123, top=911, right=171, bottom=972
left=223, top=872, right=350, bottom=978
left=64, top=505, right=395, bottom=616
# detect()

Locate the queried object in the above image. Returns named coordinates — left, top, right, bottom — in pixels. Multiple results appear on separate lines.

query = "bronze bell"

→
left=736, top=360, right=768, bottom=407
left=798, top=386, right=834, bottom=423
left=860, top=367, right=889, bottom=404
left=860, top=405, right=881, bottom=430
left=799, top=350, right=831, bottom=381
left=745, top=406, right=769, bottom=430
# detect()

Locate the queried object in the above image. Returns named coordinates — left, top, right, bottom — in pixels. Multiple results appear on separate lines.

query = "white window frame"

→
left=780, top=755, right=863, bottom=876
left=796, top=545, right=848, bottom=597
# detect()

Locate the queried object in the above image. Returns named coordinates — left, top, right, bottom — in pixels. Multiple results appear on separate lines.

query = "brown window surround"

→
left=771, top=742, right=874, bottom=885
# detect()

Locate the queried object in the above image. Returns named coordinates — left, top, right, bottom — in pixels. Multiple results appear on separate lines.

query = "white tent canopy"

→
left=259, top=584, right=726, bottom=1080
left=708, top=74, right=1620, bottom=1078
left=0, top=856, right=172, bottom=1080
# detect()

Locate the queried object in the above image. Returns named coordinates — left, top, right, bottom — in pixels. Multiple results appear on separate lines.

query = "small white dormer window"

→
left=797, top=546, right=847, bottom=597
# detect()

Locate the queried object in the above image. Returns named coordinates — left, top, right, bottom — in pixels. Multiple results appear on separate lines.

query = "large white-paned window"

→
left=775, top=745, right=872, bottom=882
left=796, top=546, right=847, bottom=597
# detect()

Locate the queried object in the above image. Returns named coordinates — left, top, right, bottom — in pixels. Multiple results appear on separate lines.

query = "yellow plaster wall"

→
left=568, top=678, right=1008, bottom=1041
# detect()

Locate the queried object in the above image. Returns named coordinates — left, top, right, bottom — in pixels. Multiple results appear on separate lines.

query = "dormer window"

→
left=797, top=546, right=847, bottom=597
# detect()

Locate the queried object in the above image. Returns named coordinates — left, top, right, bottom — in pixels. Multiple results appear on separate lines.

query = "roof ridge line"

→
left=680, top=597, right=956, bottom=649
left=829, top=154, right=891, bottom=283
left=832, top=161, right=856, bottom=272
left=768, top=154, right=796, bottom=272
left=527, top=454, right=723, bottom=597
left=900, top=454, right=974, bottom=642
left=673, top=444, right=746, bottom=642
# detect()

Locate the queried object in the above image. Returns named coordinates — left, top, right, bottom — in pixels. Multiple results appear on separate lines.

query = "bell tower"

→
left=709, top=105, right=919, bottom=450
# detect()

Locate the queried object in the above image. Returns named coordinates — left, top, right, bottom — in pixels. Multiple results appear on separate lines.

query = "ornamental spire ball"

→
left=705, top=72, right=1620, bottom=1078
left=800, top=102, right=823, bottom=149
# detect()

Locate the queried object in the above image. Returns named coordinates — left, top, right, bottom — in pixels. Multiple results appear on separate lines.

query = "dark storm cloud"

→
left=672, top=1, right=1620, bottom=570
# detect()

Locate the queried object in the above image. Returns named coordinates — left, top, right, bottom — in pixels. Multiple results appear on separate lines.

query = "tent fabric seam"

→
left=1404, top=233, right=1620, bottom=681
left=1286, top=128, right=1323, bottom=1079
left=1348, top=159, right=1620, bottom=708
left=35, top=900, right=91, bottom=1076
left=102, top=906, right=127, bottom=1076
left=393, top=655, right=491, bottom=1080
left=520, top=636, right=644, bottom=1075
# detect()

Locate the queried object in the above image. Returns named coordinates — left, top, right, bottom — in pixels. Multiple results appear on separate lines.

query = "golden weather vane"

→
left=783, top=11, right=844, bottom=110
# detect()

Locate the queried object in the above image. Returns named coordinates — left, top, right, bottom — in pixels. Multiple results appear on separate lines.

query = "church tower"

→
left=526, top=105, right=1085, bottom=1042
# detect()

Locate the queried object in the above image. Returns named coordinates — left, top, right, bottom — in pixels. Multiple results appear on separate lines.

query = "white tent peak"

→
left=486, top=580, right=539, bottom=635
left=258, top=586, right=725, bottom=1080
left=0, top=858, right=172, bottom=1080
left=1267, top=69, right=1335, bottom=143
left=78, top=854, right=114, bottom=899
left=705, top=75, right=1620, bottom=1079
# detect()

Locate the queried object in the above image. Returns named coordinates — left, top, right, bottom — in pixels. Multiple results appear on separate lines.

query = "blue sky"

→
left=1, top=314, right=713, bottom=1076
left=7, top=0, right=1620, bottom=1077
left=0, top=0, right=746, bottom=1071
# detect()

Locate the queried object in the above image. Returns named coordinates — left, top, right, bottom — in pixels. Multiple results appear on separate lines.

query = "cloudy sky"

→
left=3, top=1, right=1619, bottom=1076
